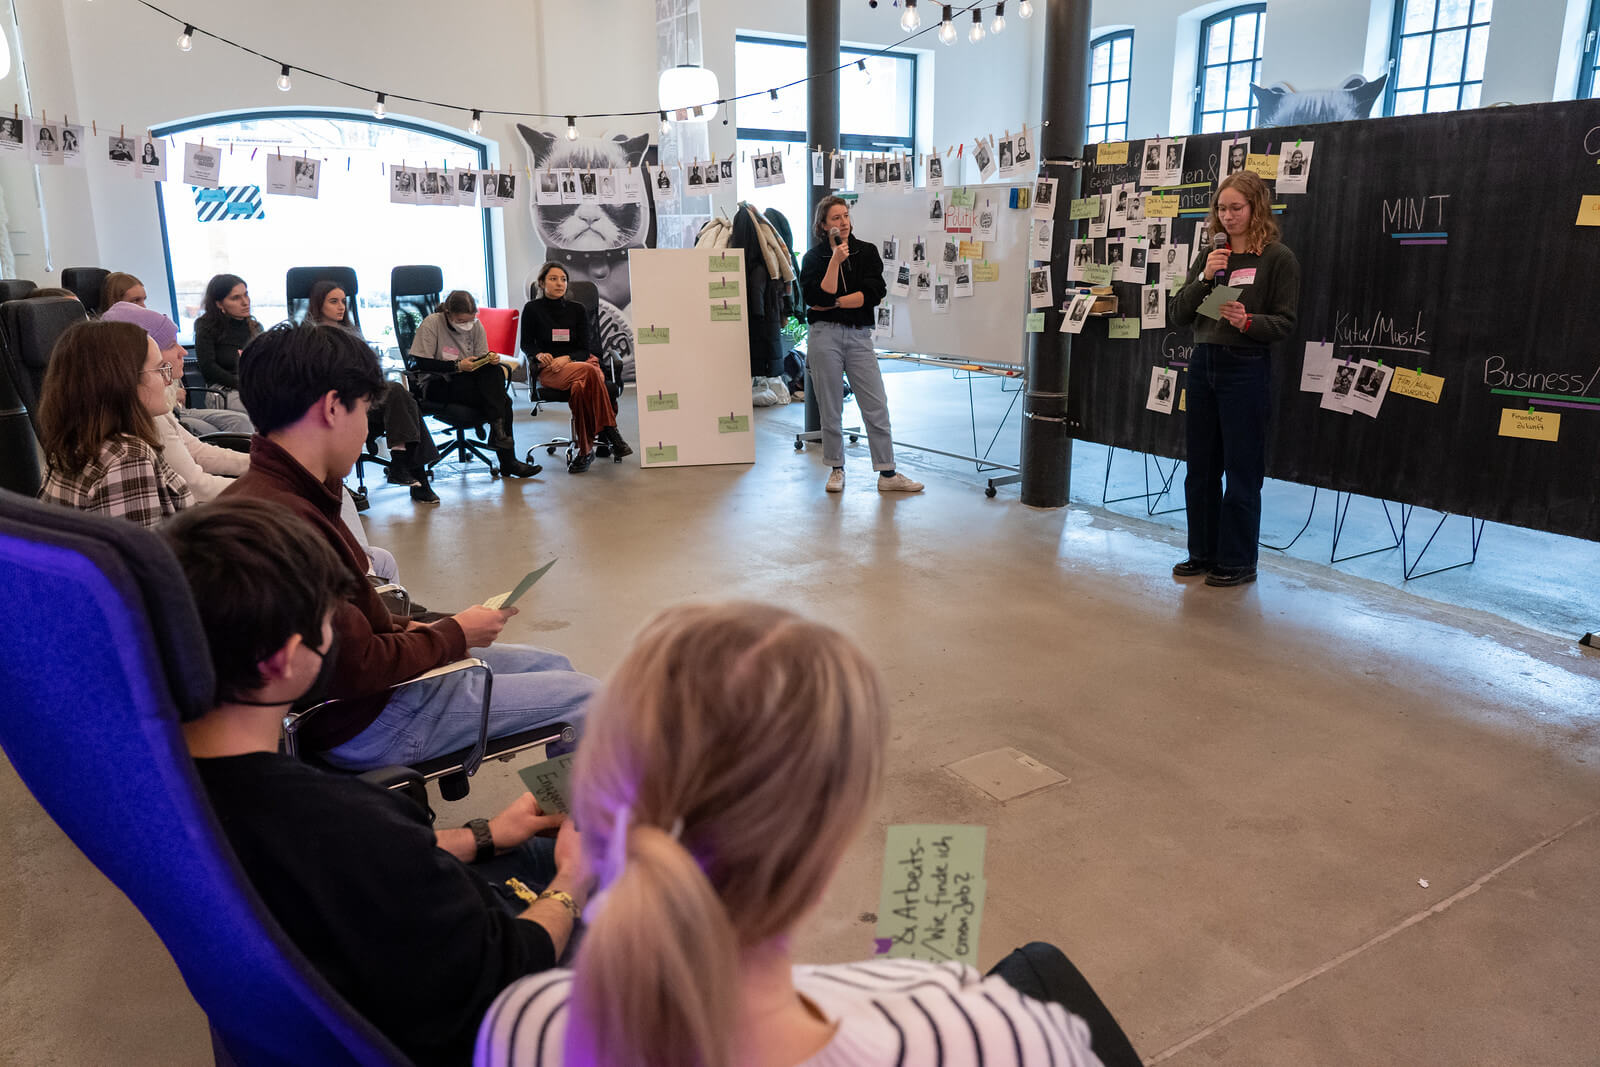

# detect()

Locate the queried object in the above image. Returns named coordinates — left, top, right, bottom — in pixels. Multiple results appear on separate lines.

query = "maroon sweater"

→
left=221, top=436, right=467, bottom=749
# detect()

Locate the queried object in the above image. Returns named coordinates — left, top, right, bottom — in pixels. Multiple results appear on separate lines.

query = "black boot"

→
left=409, top=470, right=440, bottom=505
left=567, top=450, right=593, bottom=474
left=497, top=448, right=542, bottom=478
left=385, top=450, right=420, bottom=486
left=601, top=426, right=633, bottom=459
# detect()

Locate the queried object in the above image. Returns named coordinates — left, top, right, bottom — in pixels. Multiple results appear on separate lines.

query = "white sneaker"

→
left=825, top=468, right=845, bottom=493
left=877, top=472, right=924, bottom=493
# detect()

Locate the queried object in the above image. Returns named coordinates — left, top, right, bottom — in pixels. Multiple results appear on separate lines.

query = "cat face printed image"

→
left=1251, top=73, right=1389, bottom=127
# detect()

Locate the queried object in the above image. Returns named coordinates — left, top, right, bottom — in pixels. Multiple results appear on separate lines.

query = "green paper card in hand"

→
left=483, top=558, right=558, bottom=610
left=874, top=825, right=987, bottom=966
left=516, top=753, right=577, bottom=815
left=1196, top=284, right=1242, bottom=321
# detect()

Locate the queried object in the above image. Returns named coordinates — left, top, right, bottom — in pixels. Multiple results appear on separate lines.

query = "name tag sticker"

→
left=1229, top=268, right=1257, bottom=287
left=552, top=329, right=570, bottom=342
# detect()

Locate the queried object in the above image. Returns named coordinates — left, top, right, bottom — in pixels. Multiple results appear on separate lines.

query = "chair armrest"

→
left=186, top=384, right=229, bottom=408
left=359, top=765, right=432, bottom=817
left=198, top=432, right=253, bottom=454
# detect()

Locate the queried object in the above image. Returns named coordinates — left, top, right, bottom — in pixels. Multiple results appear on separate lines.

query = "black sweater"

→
left=1169, top=240, right=1300, bottom=347
left=799, top=236, right=887, bottom=328
left=519, top=296, right=590, bottom=361
left=196, top=752, right=556, bottom=1066
left=194, top=314, right=260, bottom=389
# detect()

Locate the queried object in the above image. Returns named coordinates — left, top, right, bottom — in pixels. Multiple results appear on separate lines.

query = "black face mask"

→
left=232, top=632, right=340, bottom=712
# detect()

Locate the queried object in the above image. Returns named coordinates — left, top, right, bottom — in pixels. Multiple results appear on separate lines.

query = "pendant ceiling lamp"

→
left=658, top=64, right=720, bottom=123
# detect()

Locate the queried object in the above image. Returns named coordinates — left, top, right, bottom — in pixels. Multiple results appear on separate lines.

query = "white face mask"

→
left=450, top=319, right=475, bottom=332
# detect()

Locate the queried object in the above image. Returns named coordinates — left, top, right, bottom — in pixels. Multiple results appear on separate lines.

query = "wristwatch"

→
left=464, top=818, right=495, bottom=864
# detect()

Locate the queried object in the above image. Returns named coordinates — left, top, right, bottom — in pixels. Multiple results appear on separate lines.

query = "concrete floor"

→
left=4, top=370, right=1599, bottom=1065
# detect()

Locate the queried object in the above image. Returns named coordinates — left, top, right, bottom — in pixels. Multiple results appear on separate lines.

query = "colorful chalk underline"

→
left=1491, top=388, right=1600, bottom=406
left=1391, top=232, right=1449, bottom=238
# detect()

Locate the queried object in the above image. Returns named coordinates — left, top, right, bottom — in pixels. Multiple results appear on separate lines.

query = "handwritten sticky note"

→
left=516, top=753, right=576, bottom=815
left=958, top=240, right=985, bottom=260
left=1498, top=408, right=1560, bottom=442
left=1245, top=154, right=1279, bottom=179
left=1082, top=263, right=1114, bottom=286
left=708, top=254, right=740, bottom=271
left=1025, top=312, right=1046, bottom=333
left=1196, top=284, right=1242, bottom=321
left=875, top=825, right=986, bottom=966
left=1109, top=318, right=1141, bottom=339
left=1389, top=367, right=1445, bottom=404
left=708, top=279, right=740, bottom=298
left=717, top=414, right=750, bottom=433
left=949, top=187, right=976, bottom=208
left=645, top=392, right=679, bottom=412
left=482, top=559, right=558, bottom=611
left=973, top=261, right=999, bottom=283
left=1577, top=195, right=1600, bottom=227
left=1097, top=142, right=1130, bottom=166
left=1069, top=196, right=1099, bottom=220
left=644, top=444, right=679, bottom=464
left=637, top=326, right=671, bottom=345
left=1144, top=194, right=1181, bottom=218
left=710, top=303, right=743, bottom=322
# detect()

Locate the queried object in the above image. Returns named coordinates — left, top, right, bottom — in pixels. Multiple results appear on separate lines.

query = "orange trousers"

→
left=539, top=359, right=615, bottom=454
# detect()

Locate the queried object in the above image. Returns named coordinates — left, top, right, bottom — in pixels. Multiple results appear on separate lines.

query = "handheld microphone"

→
left=830, top=227, right=844, bottom=248
left=1211, top=232, right=1230, bottom=286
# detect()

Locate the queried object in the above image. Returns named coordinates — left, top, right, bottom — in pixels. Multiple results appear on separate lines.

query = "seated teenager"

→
left=37, top=320, right=194, bottom=527
left=407, top=289, right=540, bottom=479
left=193, top=273, right=260, bottom=412
left=100, top=271, right=148, bottom=310
left=221, top=322, right=596, bottom=771
left=480, top=602, right=1141, bottom=1067
left=165, top=498, right=588, bottom=1067
left=104, top=297, right=252, bottom=437
left=520, top=263, right=631, bottom=473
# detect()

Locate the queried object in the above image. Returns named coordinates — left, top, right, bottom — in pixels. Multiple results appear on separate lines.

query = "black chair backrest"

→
left=563, top=279, right=605, bottom=359
left=286, top=266, right=361, bottom=331
left=391, top=265, right=443, bottom=358
left=61, top=267, right=110, bottom=314
left=0, top=343, right=41, bottom=496
left=0, top=279, right=37, bottom=302
left=0, top=296, right=90, bottom=431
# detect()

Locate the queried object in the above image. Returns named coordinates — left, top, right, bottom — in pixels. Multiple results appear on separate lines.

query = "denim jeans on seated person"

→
left=321, top=643, right=596, bottom=770
left=1183, top=342, right=1271, bottom=569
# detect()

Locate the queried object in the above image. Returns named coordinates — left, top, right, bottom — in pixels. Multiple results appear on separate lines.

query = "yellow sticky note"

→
left=1144, top=194, right=1181, bottom=218
left=1245, top=154, right=1279, bottom=180
left=1578, top=195, right=1600, bottom=227
left=1498, top=408, right=1560, bottom=442
left=1178, top=388, right=1186, bottom=412
left=1097, top=142, right=1129, bottom=166
left=1389, top=368, right=1445, bottom=404
left=959, top=240, right=985, bottom=260
left=973, top=261, right=1000, bottom=283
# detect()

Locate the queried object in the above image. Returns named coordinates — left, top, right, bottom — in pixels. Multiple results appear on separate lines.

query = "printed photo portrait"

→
left=887, top=160, right=901, bottom=183
left=539, top=171, right=560, bottom=196
left=1030, top=268, right=1049, bottom=295
left=0, top=118, right=22, bottom=145
left=831, top=154, right=846, bottom=183
left=973, top=141, right=992, bottom=172
left=688, top=162, right=706, bottom=186
left=998, top=138, right=1014, bottom=172
left=927, top=155, right=943, bottom=181
left=1015, top=132, right=1031, bottom=165
left=875, top=161, right=888, bottom=184
left=141, top=140, right=160, bottom=166
left=579, top=172, right=598, bottom=198
left=293, top=159, right=316, bottom=191
left=769, top=153, right=784, bottom=177
left=1226, top=140, right=1249, bottom=175
left=497, top=173, right=516, bottom=200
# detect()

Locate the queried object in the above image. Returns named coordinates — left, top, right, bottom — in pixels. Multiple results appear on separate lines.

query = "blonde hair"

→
left=1206, top=170, right=1279, bottom=255
left=564, top=601, right=889, bottom=1067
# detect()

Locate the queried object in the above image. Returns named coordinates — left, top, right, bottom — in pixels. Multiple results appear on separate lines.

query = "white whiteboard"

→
left=626, top=248, right=756, bottom=468
left=851, top=182, right=1033, bottom=366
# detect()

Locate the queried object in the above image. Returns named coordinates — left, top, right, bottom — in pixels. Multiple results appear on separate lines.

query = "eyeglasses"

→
left=143, top=364, right=175, bottom=384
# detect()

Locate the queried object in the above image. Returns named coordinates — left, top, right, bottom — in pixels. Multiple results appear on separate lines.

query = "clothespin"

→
left=251, top=147, right=258, bottom=160
left=41, top=109, right=46, bottom=124
left=92, top=120, right=98, bottom=136
left=276, top=147, right=281, bottom=159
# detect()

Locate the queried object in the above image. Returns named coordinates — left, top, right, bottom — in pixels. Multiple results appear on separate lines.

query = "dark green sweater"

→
left=1169, top=240, right=1300, bottom=347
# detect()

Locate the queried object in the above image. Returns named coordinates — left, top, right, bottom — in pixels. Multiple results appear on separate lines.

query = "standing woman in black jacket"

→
left=1168, top=170, right=1300, bottom=587
left=194, top=273, right=260, bottom=412
left=797, top=196, right=922, bottom=494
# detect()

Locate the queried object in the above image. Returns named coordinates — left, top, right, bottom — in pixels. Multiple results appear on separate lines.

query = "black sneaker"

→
left=567, top=452, right=593, bottom=474
left=498, top=454, right=542, bottom=479
left=1172, top=558, right=1211, bottom=577
left=410, top=480, right=440, bottom=505
left=385, top=460, right=419, bottom=487
left=1205, top=565, right=1258, bottom=587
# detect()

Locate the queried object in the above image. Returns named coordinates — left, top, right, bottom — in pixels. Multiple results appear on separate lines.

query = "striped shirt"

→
left=475, top=958, right=1104, bottom=1067
left=38, top=434, right=194, bottom=528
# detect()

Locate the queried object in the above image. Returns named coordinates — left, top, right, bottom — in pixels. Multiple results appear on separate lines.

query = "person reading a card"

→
left=480, top=601, right=1142, bottom=1067
left=164, top=498, right=587, bottom=1067
left=1169, top=170, right=1300, bottom=588
left=521, top=263, right=633, bottom=474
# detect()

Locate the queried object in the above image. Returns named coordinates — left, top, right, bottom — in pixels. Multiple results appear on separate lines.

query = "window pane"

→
left=1430, top=28, right=1467, bottom=84
left=1113, top=37, right=1132, bottom=78
left=1437, top=0, right=1470, bottom=28
left=1111, top=123, right=1127, bottom=141
left=1231, top=15, right=1258, bottom=61
left=1394, top=89, right=1426, bottom=115
left=1109, top=86, right=1129, bottom=124
left=1206, top=24, right=1230, bottom=64
left=1202, top=111, right=1225, bottom=134
left=1460, top=81, right=1482, bottom=109
left=734, top=41, right=808, bottom=130
left=841, top=51, right=913, bottom=138
left=1403, top=0, right=1437, bottom=34
left=1426, top=85, right=1459, bottom=111
left=1226, top=65, right=1252, bottom=109
left=1205, top=66, right=1227, bottom=111
left=1092, top=42, right=1111, bottom=82
left=1474, top=0, right=1492, bottom=21
left=1465, top=25, right=1490, bottom=82
left=1090, top=84, right=1109, bottom=125
left=1398, top=35, right=1430, bottom=88
left=1224, top=108, right=1251, bottom=132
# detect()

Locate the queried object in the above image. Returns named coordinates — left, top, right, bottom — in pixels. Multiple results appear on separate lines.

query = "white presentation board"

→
left=626, top=248, right=755, bottom=468
left=850, top=182, right=1033, bottom=366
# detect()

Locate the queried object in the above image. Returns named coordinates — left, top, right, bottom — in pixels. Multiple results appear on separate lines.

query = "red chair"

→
left=477, top=306, right=520, bottom=358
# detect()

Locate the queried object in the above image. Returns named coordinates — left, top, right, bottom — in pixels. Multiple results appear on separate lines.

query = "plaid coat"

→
left=39, top=434, right=194, bottom=528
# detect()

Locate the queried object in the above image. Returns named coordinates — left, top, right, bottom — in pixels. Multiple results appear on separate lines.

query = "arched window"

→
left=152, top=108, right=495, bottom=347
left=1193, top=5, right=1267, bottom=134
left=1384, top=0, right=1494, bottom=116
left=1580, top=1, right=1600, bottom=99
left=1087, top=30, right=1134, bottom=145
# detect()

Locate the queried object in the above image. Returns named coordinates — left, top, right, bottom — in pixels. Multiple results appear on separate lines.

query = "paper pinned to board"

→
left=483, top=559, right=558, bottom=611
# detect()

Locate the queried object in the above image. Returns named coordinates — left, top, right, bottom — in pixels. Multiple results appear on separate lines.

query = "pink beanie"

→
left=100, top=301, right=179, bottom=351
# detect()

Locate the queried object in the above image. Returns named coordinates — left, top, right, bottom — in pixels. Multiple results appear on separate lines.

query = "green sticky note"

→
left=516, top=753, right=576, bottom=815
left=1109, top=318, right=1141, bottom=339
left=717, top=414, right=750, bottom=433
left=645, top=392, right=680, bottom=412
left=1196, top=284, right=1243, bottom=321
left=1169, top=276, right=1186, bottom=296
left=482, top=558, right=558, bottom=610
left=875, top=825, right=987, bottom=966
left=637, top=326, right=671, bottom=345
left=1082, top=264, right=1114, bottom=286
left=710, top=303, right=743, bottom=322
left=1025, top=312, right=1046, bottom=333
left=708, top=254, right=740, bottom=271
left=950, top=188, right=976, bottom=208
left=644, top=444, right=678, bottom=464
left=708, top=280, right=740, bottom=298
left=1069, top=196, right=1099, bottom=220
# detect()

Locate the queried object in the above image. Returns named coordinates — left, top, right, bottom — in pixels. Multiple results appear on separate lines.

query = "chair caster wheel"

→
left=794, top=440, right=804, bottom=451
left=489, top=466, right=500, bottom=479
left=849, top=434, right=860, bottom=443
left=351, top=489, right=370, bottom=512
left=547, top=445, right=557, bottom=455
left=985, top=486, right=997, bottom=498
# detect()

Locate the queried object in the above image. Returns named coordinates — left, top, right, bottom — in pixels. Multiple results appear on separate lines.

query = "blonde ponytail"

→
left=564, top=826, right=740, bottom=1067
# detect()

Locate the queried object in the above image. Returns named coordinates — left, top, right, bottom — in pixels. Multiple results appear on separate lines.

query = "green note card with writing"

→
left=644, top=444, right=678, bottom=464
left=1069, top=196, right=1099, bottom=220
left=710, top=304, right=743, bottom=322
left=708, top=254, right=740, bottom=272
left=646, top=392, right=680, bottom=412
left=1108, top=318, right=1141, bottom=339
left=1082, top=264, right=1114, bottom=286
left=1196, top=284, right=1242, bottom=321
left=637, top=326, right=671, bottom=345
left=1024, top=312, right=1045, bottom=333
left=875, top=825, right=986, bottom=966
left=709, top=280, right=741, bottom=298
left=516, top=753, right=576, bottom=815
left=717, top=415, right=750, bottom=433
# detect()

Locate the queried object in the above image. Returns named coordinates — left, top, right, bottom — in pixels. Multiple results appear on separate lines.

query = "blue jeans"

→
left=807, top=320, right=896, bottom=470
left=322, top=643, right=596, bottom=770
left=1184, top=343, right=1271, bottom=569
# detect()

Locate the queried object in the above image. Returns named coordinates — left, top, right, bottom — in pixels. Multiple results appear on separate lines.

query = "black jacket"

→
left=799, top=235, right=886, bottom=329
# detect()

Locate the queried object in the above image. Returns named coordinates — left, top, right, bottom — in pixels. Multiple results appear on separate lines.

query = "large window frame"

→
left=1193, top=5, right=1267, bottom=134
left=1580, top=2, right=1600, bottom=99
left=150, top=107, right=497, bottom=336
left=1383, top=0, right=1495, bottom=116
left=1086, top=30, right=1134, bottom=145
left=733, top=34, right=919, bottom=155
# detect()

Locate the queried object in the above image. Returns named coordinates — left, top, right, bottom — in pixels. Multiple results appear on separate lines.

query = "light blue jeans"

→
left=322, top=643, right=596, bottom=771
left=807, top=320, right=896, bottom=470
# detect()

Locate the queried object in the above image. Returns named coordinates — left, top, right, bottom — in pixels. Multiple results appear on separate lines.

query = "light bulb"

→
left=470, top=110, right=482, bottom=135
left=938, top=5, right=956, bottom=45
left=276, top=65, right=292, bottom=92
left=1018, top=0, right=1033, bottom=17
left=566, top=117, right=579, bottom=141
left=659, top=111, right=671, bottom=136
left=991, top=3, right=1006, bottom=34
left=900, top=0, right=921, bottom=32
left=373, top=94, right=386, bottom=120
left=176, top=25, right=194, bottom=52
left=969, top=10, right=984, bottom=42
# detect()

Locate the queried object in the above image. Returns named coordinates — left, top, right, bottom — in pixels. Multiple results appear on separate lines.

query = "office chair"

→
left=0, top=489, right=415, bottom=1066
left=285, top=266, right=362, bottom=330
left=524, top=279, right=625, bottom=464
left=60, top=267, right=110, bottom=314
left=0, top=295, right=90, bottom=434
left=0, top=342, right=41, bottom=496
left=0, top=278, right=37, bottom=302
